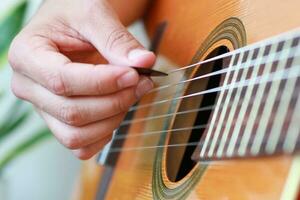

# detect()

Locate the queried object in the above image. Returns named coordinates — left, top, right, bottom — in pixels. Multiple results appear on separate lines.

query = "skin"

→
left=8, top=0, right=155, bottom=160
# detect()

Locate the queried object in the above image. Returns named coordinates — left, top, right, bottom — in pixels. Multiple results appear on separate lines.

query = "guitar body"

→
left=74, top=0, right=300, bottom=199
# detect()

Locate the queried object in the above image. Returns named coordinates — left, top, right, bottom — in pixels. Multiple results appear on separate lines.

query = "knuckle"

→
left=8, top=36, right=23, bottom=71
left=11, top=75, right=25, bottom=99
left=105, top=28, right=136, bottom=51
left=46, top=71, right=67, bottom=95
left=60, top=104, right=83, bottom=126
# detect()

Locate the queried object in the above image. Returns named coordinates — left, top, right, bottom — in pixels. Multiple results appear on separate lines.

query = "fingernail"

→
left=136, top=77, right=154, bottom=98
left=128, top=49, right=152, bottom=62
left=118, top=71, right=139, bottom=89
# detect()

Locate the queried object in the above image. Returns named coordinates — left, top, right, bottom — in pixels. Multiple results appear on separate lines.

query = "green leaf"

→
left=0, top=111, right=31, bottom=141
left=0, top=52, right=7, bottom=68
left=0, top=1, right=28, bottom=67
left=0, top=99, right=31, bottom=140
left=0, top=128, right=51, bottom=172
left=0, top=1, right=53, bottom=175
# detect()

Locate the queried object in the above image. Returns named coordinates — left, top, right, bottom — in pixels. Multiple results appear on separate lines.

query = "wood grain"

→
left=75, top=0, right=300, bottom=199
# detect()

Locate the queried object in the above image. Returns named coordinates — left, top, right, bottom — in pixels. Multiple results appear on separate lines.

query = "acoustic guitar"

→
left=73, top=0, right=300, bottom=199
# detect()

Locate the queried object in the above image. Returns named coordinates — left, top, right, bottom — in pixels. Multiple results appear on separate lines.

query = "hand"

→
left=8, top=0, right=155, bottom=160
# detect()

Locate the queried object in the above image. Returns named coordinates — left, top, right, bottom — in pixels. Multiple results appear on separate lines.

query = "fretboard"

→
left=195, top=29, right=300, bottom=161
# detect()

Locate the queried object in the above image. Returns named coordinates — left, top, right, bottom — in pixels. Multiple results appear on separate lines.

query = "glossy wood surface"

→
left=75, top=0, right=300, bottom=199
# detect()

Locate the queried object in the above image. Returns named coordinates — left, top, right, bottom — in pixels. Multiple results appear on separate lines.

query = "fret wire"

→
left=266, top=74, right=299, bottom=153
left=241, top=42, right=281, bottom=155
left=217, top=52, right=252, bottom=157
left=236, top=43, right=285, bottom=155
left=225, top=49, right=260, bottom=157
left=245, top=42, right=280, bottom=155
left=277, top=76, right=300, bottom=153
left=282, top=38, right=300, bottom=153
left=248, top=53, right=282, bottom=155
left=207, top=52, right=244, bottom=157
left=199, top=58, right=236, bottom=157
left=283, top=96, right=300, bottom=153
left=235, top=46, right=274, bottom=156
left=255, top=43, right=289, bottom=155
left=217, top=50, right=254, bottom=158
left=237, top=45, right=272, bottom=155
left=251, top=39, right=294, bottom=155
left=266, top=49, right=300, bottom=153
left=129, top=48, right=300, bottom=113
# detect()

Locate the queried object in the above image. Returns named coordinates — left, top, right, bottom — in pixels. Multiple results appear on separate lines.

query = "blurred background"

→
left=0, top=0, right=150, bottom=200
left=0, top=0, right=81, bottom=199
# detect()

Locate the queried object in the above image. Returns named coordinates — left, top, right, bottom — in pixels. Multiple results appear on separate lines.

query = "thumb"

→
left=81, top=1, right=155, bottom=67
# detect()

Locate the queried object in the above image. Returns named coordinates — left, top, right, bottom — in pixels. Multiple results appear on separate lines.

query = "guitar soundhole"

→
left=166, top=46, right=229, bottom=182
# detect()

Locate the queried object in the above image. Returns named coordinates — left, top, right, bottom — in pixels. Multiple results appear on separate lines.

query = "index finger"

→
left=9, top=38, right=140, bottom=96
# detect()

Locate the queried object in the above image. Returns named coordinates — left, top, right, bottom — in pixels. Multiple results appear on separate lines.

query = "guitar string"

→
left=124, top=53, right=299, bottom=127
left=101, top=30, right=300, bottom=155
left=103, top=138, right=293, bottom=154
left=104, top=68, right=300, bottom=153
left=106, top=142, right=200, bottom=153
left=121, top=106, right=214, bottom=126
left=128, top=49, right=300, bottom=113
left=114, top=124, right=207, bottom=139
left=131, top=31, right=299, bottom=110
left=116, top=91, right=300, bottom=133
left=127, top=67, right=298, bottom=113
left=115, top=67, right=299, bottom=142
left=165, top=29, right=299, bottom=75
left=98, top=32, right=299, bottom=155
left=111, top=90, right=300, bottom=140
left=120, top=65, right=299, bottom=125
left=147, top=46, right=299, bottom=94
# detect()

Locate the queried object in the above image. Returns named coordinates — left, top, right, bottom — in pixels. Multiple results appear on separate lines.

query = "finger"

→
left=78, top=0, right=156, bottom=67
left=12, top=73, right=152, bottom=126
left=37, top=109, right=126, bottom=150
left=9, top=36, right=140, bottom=96
left=72, top=134, right=112, bottom=160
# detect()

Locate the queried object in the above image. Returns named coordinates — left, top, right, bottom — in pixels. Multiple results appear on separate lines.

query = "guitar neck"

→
left=194, top=29, right=300, bottom=161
